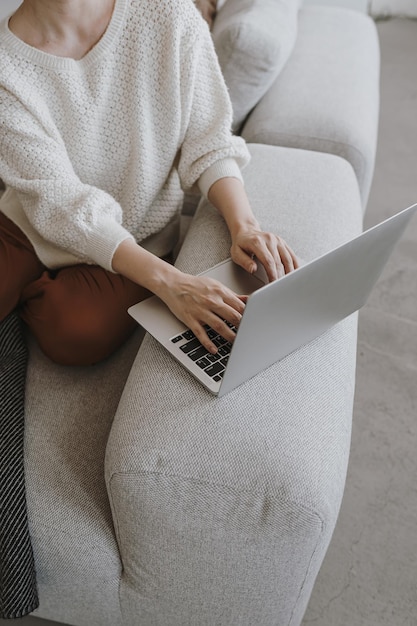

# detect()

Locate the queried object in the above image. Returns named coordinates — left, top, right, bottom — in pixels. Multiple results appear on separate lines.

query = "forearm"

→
left=111, top=177, right=253, bottom=287
left=207, top=176, right=299, bottom=280
left=207, top=176, right=260, bottom=238
left=111, top=238, right=180, bottom=296
left=112, top=237, right=244, bottom=353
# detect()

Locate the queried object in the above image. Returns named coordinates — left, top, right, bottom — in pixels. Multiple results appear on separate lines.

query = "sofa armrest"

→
left=105, top=145, right=362, bottom=626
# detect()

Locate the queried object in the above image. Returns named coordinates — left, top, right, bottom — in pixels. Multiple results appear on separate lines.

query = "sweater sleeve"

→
left=0, top=89, right=134, bottom=271
left=176, top=19, right=250, bottom=196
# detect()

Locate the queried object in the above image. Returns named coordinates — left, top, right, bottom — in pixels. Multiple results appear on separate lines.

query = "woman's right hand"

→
left=112, top=239, right=245, bottom=354
left=158, top=272, right=246, bottom=354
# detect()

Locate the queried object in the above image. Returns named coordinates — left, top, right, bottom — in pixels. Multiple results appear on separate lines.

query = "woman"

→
left=0, top=0, right=298, bottom=366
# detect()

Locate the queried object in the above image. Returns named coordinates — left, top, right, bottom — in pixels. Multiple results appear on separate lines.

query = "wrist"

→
left=112, top=238, right=181, bottom=295
left=207, top=177, right=260, bottom=238
left=149, top=262, right=183, bottom=299
left=229, top=217, right=261, bottom=240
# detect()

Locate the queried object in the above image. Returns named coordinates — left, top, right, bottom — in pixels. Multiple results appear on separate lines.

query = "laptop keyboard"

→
left=171, top=323, right=236, bottom=382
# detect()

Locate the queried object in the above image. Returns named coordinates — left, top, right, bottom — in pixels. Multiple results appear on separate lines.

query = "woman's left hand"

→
left=206, top=176, right=300, bottom=281
left=230, top=227, right=300, bottom=282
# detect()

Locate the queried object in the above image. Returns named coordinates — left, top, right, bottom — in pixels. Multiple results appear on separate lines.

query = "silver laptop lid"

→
left=219, top=202, right=417, bottom=396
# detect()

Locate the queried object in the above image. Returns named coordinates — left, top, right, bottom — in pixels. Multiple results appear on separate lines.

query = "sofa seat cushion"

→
left=105, top=144, right=363, bottom=626
left=211, top=0, right=299, bottom=132
left=23, top=328, right=144, bottom=626
left=242, top=7, right=380, bottom=208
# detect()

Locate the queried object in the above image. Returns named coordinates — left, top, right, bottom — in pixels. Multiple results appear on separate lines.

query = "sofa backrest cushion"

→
left=211, top=0, right=299, bottom=132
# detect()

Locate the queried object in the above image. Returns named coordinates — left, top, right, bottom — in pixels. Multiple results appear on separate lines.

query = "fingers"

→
left=191, top=315, right=237, bottom=355
left=233, top=231, right=300, bottom=282
left=275, top=237, right=297, bottom=275
left=258, top=234, right=286, bottom=281
left=165, top=275, right=246, bottom=354
left=232, top=246, right=258, bottom=275
left=193, top=290, right=244, bottom=353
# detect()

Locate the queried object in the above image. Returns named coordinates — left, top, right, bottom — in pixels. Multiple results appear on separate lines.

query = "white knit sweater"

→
left=0, top=0, right=250, bottom=271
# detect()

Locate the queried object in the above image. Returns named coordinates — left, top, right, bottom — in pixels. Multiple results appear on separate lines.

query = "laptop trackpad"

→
left=199, top=259, right=266, bottom=295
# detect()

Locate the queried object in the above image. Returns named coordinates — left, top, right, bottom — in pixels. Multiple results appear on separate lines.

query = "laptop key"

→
left=182, top=330, right=195, bottom=341
left=218, top=344, right=231, bottom=357
left=180, top=338, right=202, bottom=353
left=196, top=357, right=211, bottom=369
left=171, top=334, right=183, bottom=343
left=188, top=346, right=209, bottom=361
left=205, top=362, right=224, bottom=378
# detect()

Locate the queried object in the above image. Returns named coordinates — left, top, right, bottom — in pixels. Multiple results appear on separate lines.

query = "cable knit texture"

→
left=0, top=0, right=250, bottom=271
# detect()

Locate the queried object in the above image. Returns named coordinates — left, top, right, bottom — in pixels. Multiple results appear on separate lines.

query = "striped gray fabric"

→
left=0, top=312, right=39, bottom=619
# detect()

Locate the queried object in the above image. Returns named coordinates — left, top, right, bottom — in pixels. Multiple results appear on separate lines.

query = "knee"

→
left=23, top=283, right=135, bottom=366
left=49, top=305, right=113, bottom=366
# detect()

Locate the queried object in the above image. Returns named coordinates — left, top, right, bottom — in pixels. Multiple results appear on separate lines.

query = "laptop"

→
left=128, top=203, right=417, bottom=397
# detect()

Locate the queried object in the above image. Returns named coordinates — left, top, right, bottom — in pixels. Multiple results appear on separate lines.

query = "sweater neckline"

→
left=0, top=0, right=129, bottom=70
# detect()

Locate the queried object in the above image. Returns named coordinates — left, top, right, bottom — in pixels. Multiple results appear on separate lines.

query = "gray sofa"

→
left=20, top=3, right=380, bottom=626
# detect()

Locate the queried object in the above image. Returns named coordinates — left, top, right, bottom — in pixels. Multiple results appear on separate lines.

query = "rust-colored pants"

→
left=0, top=212, right=150, bottom=366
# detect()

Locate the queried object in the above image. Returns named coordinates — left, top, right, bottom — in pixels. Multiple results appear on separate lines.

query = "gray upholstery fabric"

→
left=23, top=329, right=145, bottom=626
left=1, top=3, right=380, bottom=623
left=211, top=0, right=299, bottom=131
left=242, top=7, right=380, bottom=208
left=106, top=144, right=363, bottom=626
